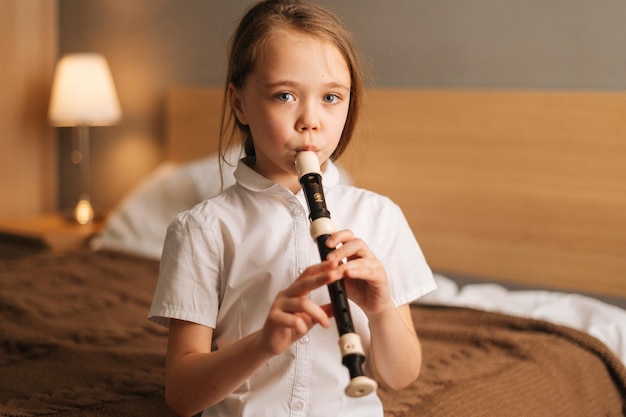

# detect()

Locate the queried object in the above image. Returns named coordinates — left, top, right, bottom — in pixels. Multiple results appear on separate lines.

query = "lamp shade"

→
left=49, top=53, right=122, bottom=126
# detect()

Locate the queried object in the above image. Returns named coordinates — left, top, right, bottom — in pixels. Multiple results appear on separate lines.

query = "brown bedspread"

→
left=0, top=250, right=624, bottom=416
left=380, top=305, right=626, bottom=416
left=0, top=250, right=174, bottom=417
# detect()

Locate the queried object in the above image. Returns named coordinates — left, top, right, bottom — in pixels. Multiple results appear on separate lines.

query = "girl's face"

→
left=230, top=29, right=351, bottom=193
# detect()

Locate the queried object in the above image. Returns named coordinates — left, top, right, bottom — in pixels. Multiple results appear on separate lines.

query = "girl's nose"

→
left=296, top=101, right=320, bottom=132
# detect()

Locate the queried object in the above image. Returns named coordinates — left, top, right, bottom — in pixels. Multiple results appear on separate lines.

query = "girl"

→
left=149, top=1, right=435, bottom=416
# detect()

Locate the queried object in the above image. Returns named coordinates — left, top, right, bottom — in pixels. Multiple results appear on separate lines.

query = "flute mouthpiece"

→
left=295, top=151, right=322, bottom=178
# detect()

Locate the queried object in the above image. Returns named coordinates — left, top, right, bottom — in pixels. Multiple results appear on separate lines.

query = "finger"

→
left=277, top=296, right=331, bottom=328
left=320, top=303, right=335, bottom=318
left=267, top=309, right=311, bottom=339
left=284, top=263, right=337, bottom=298
left=337, top=259, right=381, bottom=279
left=324, top=229, right=354, bottom=249
left=327, top=238, right=372, bottom=264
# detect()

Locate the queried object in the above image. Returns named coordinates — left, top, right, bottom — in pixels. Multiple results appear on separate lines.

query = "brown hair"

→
left=219, top=0, right=364, bottom=165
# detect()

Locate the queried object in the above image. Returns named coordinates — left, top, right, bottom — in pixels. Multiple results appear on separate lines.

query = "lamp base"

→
left=73, top=195, right=95, bottom=225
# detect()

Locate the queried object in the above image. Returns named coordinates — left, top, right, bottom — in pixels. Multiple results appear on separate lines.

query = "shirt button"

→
left=292, top=400, right=305, bottom=411
left=291, top=205, right=303, bottom=216
left=300, top=335, right=310, bottom=344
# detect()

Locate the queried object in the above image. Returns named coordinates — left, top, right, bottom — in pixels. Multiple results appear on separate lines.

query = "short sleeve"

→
left=148, top=209, right=221, bottom=328
left=368, top=198, right=436, bottom=306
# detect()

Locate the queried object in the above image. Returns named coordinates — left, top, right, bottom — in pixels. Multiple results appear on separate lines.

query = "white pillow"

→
left=91, top=151, right=239, bottom=259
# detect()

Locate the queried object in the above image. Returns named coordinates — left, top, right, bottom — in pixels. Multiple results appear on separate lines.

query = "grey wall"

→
left=347, top=1, right=626, bottom=89
left=57, top=0, right=626, bottom=211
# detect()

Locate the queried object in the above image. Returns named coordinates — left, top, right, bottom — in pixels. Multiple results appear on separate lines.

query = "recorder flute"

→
left=295, top=151, right=378, bottom=398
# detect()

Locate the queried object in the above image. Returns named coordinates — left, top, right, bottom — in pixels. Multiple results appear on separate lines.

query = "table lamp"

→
left=48, top=53, right=121, bottom=224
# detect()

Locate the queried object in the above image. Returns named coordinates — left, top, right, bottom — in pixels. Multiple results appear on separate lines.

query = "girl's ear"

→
left=229, top=83, right=248, bottom=125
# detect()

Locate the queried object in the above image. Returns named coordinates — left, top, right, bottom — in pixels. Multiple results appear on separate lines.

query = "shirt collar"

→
left=234, top=156, right=341, bottom=194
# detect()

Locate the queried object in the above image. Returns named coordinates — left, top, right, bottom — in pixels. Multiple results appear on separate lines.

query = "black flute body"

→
left=296, top=151, right=377, bottom=398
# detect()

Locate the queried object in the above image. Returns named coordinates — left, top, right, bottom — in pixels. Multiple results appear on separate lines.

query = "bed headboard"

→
left=166, top=86, right=626, bottom=298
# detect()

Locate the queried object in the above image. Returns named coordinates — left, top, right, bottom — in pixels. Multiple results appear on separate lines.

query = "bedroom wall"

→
left=56, top=0, right=626, bottom=212
left=0, top=0, right=58, bottom=219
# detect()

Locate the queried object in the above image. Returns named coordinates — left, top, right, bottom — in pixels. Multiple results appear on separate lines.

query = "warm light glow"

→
left=48, top=53, right=122, bottom=224
left=49, top=53, right=121, bottom=126
left=74, top=196, right=94, bottom=225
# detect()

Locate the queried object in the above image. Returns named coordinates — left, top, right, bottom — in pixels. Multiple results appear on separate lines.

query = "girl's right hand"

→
left=258, top=260, right=338, bottom=355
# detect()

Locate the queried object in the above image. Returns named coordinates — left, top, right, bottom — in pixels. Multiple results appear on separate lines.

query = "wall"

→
left=57, top=1, right=250, bottom=213
left=0, top=0, right=58, bottom=218
left=57, top=0, right=626, bottom=212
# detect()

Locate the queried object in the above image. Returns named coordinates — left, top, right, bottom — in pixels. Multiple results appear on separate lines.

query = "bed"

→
left=1, top=86, right=625, bottom=416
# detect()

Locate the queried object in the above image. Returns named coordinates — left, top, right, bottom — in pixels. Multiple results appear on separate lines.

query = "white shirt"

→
left=149, top=158, right=435, bottom=417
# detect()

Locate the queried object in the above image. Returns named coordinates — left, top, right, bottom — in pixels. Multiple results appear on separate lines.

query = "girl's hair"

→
left=219, top=0, right=364, bottom=165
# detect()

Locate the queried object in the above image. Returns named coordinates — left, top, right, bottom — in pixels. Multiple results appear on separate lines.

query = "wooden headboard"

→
left=166, top=86, right=626, bottom=298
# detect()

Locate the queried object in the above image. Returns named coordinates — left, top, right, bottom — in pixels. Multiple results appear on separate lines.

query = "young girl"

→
left=149, top=1, right=435, bottom=416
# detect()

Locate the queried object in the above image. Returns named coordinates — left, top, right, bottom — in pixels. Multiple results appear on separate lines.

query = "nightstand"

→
left=0, top=213, right=104, bottom=255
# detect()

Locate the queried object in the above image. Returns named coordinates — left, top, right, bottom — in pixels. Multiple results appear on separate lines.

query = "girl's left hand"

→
left=324, top=230, right=394, bottom=316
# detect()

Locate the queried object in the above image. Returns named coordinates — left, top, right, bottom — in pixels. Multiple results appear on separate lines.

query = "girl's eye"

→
left=275, top=92, right=294, bottom=103
left=323, top=94, right=340, bottom=104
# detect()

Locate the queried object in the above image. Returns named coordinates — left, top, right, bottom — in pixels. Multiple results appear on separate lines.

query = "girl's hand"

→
left=258, top=261, right=336, bottom=355
left=324, top=230, right=394, bottom=317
